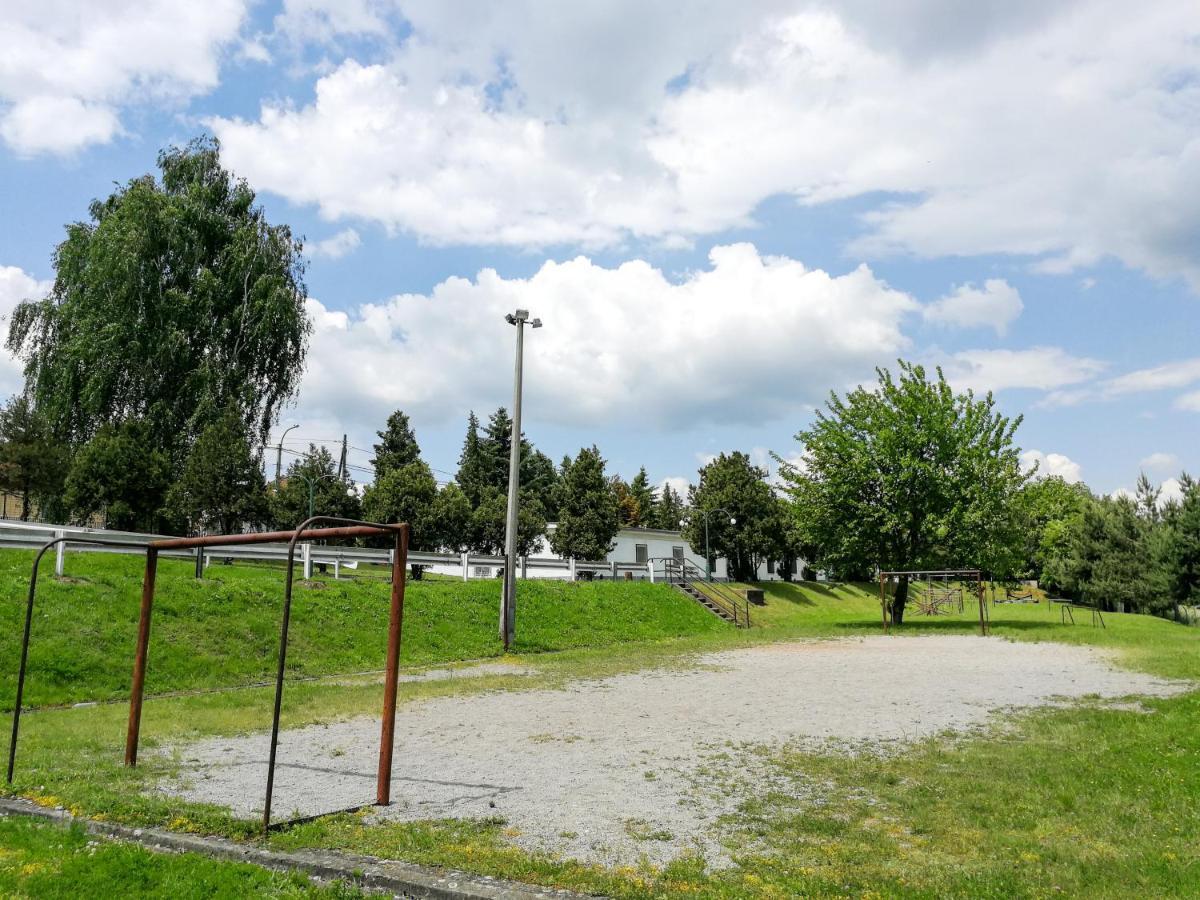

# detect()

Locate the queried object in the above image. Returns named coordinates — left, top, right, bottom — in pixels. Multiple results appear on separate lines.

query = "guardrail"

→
left=0, top=519, right=656, bottom=583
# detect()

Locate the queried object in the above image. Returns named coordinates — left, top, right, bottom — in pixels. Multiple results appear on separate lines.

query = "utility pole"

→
left=337, top=434, right=348, bottom=480
left=274, top=424, right=299, bottom=486
left=501, top=309, right=542, bottom=649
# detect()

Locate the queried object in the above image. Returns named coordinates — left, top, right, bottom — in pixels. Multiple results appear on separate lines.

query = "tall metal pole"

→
left=704, top=514, right=711, bottom=581
left=275, top=424, right=299, bottom=486
left=501, top=320, right=525, bottom=649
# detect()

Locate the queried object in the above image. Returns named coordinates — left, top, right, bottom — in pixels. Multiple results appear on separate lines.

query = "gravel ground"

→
left=165, top=636, right=1187, bottom=866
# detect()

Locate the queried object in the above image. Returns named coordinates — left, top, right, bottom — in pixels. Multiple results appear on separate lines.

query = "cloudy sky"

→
left=2, top=0, right=1198, bottom=498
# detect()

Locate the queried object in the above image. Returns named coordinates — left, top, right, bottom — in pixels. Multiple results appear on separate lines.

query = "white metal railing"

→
left=0, top=519, right=658, bottom=583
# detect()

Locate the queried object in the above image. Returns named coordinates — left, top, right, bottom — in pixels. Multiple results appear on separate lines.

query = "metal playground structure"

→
left=6, top=516, right=410, bottom=831
left=878, top=569, right=990, bottom=636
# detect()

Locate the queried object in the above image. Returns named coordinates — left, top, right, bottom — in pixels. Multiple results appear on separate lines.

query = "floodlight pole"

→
left=501, top=309, right=541, bottom=649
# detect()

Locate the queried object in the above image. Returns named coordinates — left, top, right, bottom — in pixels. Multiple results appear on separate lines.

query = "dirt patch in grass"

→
left=164, top=635, right=1187, bottom=868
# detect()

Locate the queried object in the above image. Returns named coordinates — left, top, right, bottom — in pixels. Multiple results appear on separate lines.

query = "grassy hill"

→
left=0, top=550, right=724, bottom=708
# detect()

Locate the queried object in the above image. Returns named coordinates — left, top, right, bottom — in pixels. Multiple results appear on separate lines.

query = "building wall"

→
left=420, top=524, right=816, bottom=582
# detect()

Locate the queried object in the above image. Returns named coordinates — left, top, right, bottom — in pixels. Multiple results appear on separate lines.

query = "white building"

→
left=423, top=524, right=804, bottom=582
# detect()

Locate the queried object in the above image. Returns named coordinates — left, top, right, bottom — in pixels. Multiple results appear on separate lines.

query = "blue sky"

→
left=2, top=1, right=1198, bottom=500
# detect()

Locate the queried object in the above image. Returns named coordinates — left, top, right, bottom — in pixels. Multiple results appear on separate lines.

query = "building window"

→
left=635, top=543, right=648, bottom=564
left=767, top=559, right=775, bottom=575
left=672, top=546, right=684, bottom=562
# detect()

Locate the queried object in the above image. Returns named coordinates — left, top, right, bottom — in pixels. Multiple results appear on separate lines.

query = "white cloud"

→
left=0, top=266, right=50, bottom=396
left=309, top=228, right=362, bottom=259
left=274, top=0, right=396, bottom=42
left=1, top=1, right=246, bottom=155
left=210, top=1, right=1200, bottom=286
left=294, top=243, right=917, bottom=432
left=1176, top=390, right=1200, bottom=412
left=923, top=279, right=1023, bottom=335
left=1020, top=449, right=1083, bottom=484
left=1104, top=358, right=1200, bottom=396
left=1139, top=452, right=1178, bottom=472
left=942, top=347, right=1105, bottom=394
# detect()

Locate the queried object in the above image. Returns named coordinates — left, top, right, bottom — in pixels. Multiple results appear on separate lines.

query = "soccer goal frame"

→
left=7, top=516, right=410, bottom=831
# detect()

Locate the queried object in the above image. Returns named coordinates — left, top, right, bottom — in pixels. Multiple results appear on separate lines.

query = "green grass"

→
left=0, top=816, right=361, bottom=897
left=3, top=559, right=1200, bottom=897
left=0, top=550, right=723, bottom=708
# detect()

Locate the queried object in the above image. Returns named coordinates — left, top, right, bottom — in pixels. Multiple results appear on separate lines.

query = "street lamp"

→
left=681, top=507, right=736, bottom=581
left=298, top=473, right=339, bottom=519
left=274, top=424, right=299, bottom=487
left=501, top=309, right=542, bottom=650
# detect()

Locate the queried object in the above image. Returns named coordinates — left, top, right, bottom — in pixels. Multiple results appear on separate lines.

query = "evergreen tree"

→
left=371, top=410, right=422, bottom=477
left=63, top=420, right=171, bottom=531
left=0, top=395, right=67, bottom=521
left=628, top=467, right=658, bottom=527
left=650, top=482, right=686, bottom=530
left=522, top=448, right=559, bottom=521
left=165, top=408, right=269, bottom=534
left=550, top=446, right=619, bottom=560
left=1166, top=474, right=1200, bottom=614
left=482, top=408, right=513, bottom=490
left=455, top=412, right=491, bottom=507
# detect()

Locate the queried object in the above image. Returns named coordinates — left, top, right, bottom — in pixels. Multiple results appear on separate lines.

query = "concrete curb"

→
left=0, top=797, right=595, bottom=899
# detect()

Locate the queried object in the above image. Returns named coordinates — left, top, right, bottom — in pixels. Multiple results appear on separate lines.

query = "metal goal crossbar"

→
left=7, top=516, right=410, bottom=831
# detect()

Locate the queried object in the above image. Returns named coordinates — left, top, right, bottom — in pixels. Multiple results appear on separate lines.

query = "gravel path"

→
left=166, top=636, right=1187, bottom=866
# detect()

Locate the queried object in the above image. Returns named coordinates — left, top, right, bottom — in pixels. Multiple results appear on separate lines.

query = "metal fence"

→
left=0, top=519, right=659, bottom=583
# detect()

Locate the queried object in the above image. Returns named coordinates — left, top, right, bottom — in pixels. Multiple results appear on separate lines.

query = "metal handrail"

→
left=660, top=558, right=751, bottom=627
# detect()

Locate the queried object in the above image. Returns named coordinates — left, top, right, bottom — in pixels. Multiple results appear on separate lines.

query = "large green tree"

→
left=362, top=460, right=440, bottom=550
left=370, top=410, right=422, bottom=478
left=63, top=420, right=171, bottom=531
left=470, top=487, right=547, bottom=557
left=454, top=407, right=557, bottom=549
left=164, top=408, right=269, bottom=534
left=7, top=137, right=310, bottom=464
left=1014, top=475, right=1091, bottom=590
left=782, top=362, right=1029, bottom=622
left=683, top=452, right=776, bottom=581
left=0, top=395, right=68, bottom=520
left=550, top=446, right=619, bottom=560
left=1165, top=474, right=1200, bottom=614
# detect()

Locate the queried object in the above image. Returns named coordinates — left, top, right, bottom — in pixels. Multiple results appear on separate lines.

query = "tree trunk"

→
left=892, top=575, right=909, bottom=625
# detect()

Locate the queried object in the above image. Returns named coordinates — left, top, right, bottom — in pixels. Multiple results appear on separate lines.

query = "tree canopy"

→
left=0, top=395, right=67, bottom=521
left=7, top=137, right=310, bottom=464
left=370, top=410, right=422, bottom=478
left=165, top=407, right=269, bottom=535
left=682, top=451, right=776, bottom=581
left=781, top=362, right=1028, bottom=621
left=550, top=446, right=619, bottom=560
left=63, top=420, right=171, bottom=531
